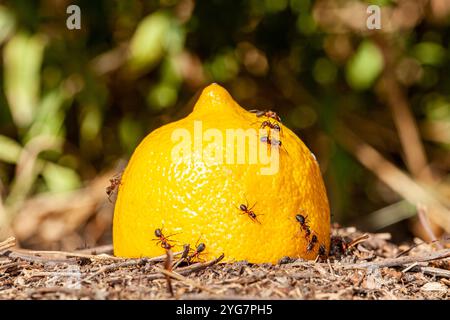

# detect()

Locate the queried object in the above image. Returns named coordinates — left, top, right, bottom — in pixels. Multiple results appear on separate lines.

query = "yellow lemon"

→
left=113, top=83, right=330, bottom=263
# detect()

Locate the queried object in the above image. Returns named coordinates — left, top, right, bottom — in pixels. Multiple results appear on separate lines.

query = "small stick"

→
left=155, top=267, right=217, bottom=294
left=3, top=251, right=75, bottom=264
left=0, top=261, right=26, bottom=270
left=175, top=253, right=225, bottom=275
left=420, top=266, right=450, bottom=279
left=144, top=254, right=225, bottom=280
left=417, top=204, right=444, bottom=249
left=172, top=244, right=190, bottom=269
left=82, top=251, right=184, bottom=283
left=164, top=249, right=174, bottom=297
left=395, top=239, right=443, bottom=258
left=12, top=249, right=122, bottom=261
left=401, top=262, right=419, bottom=273
left=75, top=244, right=113, bottom=255
left=341, top=249, right=450, bottom=269
left=346, top=234, right=370, bottom=250
left=327, top=259, right=336, bottom=277
left=0, top=237, right=16, bottom=253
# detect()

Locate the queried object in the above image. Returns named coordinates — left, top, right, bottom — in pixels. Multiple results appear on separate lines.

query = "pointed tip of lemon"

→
left=193, top=83, right=237, bottom=113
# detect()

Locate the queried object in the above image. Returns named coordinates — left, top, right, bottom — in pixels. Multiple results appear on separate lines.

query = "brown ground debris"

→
left=0, top=227, right=448, bottom=300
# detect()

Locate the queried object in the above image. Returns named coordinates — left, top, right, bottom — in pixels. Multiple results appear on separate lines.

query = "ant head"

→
left=249, top=211, right=257, bottom=218
left=295, top=214, right=305, bottom=224
left=312, top=234, right=318, bottom=242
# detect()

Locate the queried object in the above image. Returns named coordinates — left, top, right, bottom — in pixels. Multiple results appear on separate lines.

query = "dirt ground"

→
left=0, top=226, right=449, bottom=300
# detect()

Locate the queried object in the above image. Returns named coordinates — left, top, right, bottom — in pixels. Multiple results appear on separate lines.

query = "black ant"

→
left=318, top=244, right=327, bottom=257
left=236, top=201, right=262, bottom=224
left=307, top=234, right=318, bottom=252
left=249, top=109, right=282, bottom=122
left=153, top=228, right=179, bottom=249
left=106, top=173, right=122, bottom=202
left=295, top=213, right=311, bottom=238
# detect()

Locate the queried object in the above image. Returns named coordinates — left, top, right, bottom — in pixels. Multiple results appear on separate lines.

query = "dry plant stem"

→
left=420, top=267, right=450, bottom=279
left=374, top=35, right=433, bottom=183
left=82, top=251, right=184, bottom=282
left=0, top=237, right=15, bottom=252
left=172, top=244, right=190, bottom=269
left=145, top=253, right=225, bottom=280
left=12, top=248, right=122, bottom=261
left=4, top=251, right=77, bottom=264
left=378, top=73, right=433, bottom=183
left=76, top=244, right=113, bottom=255
left=347, top=234, right=370, bottom=249
left=164, top=249, right=174, bottom=297
left=336, top=124, right=450, bottom=233
left=176, top=253, right=225, bottom=274
left=417, top=204, right=444, bottom=249
left=11, top=170, right=115, bottom=241
left=155, top=267, right=217, bottom=294
left=342, top=248, right=450, bottom=269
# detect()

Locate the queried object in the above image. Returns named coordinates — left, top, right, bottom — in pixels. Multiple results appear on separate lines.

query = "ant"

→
left=260, top=135, right=289, bottom=156
left=106, top=173, right=122, bottom=202
left=318, top=244, right=327, bottom=257
left=187, top=242, right=206, bottom=263
left=153, top=228, right=179, bottom=249
left=260, top=136, right=282, bottom=147
left=260, top=120, right=281, bottom=133
left=236, top=200, right=262, bottom=224
left=249, top=109, right=282, bottom=122
left=307, top=234, right=318, bottom=252
left=295, top=213, right=311, bottom=238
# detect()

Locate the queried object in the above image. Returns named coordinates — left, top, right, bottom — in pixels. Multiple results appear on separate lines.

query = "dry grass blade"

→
left=336, top=123, right=450, bottom=233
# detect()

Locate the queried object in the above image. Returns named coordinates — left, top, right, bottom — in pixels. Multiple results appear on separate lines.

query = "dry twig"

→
left=342, top=249, right=450, bottom=269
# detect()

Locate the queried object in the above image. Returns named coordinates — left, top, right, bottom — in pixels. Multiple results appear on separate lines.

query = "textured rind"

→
left=113, top=84, right=330, bottom=263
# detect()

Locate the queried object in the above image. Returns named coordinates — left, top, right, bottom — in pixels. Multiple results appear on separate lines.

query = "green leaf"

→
left=127, top=11, right=172, bottom=74
left=119, top=116, right=145, bottom=154
left=24, top=88, right=67, bottom=144
left=147, top=83, right=178, bottom=110
left=412, top=42, right=446, bottom=66
left=0, top=135, right=22, bottom=164
left=41, top=162, right=81, bottom=192
left=3, top=32, right=46, bottom=128
left=0, top=5, right=15, bottom=45
left=346, top=40, right=384, bottom=90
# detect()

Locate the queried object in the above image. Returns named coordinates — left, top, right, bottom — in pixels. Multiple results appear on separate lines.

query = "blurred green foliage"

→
left=0, top=0, right=449, bottom=228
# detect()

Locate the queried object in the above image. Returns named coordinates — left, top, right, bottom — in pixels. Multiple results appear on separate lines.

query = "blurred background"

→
left=0, top=0, right=449, bottom=251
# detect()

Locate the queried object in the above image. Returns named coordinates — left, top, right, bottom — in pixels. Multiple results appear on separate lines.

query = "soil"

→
left=0, top=226, right=449, bottom=300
